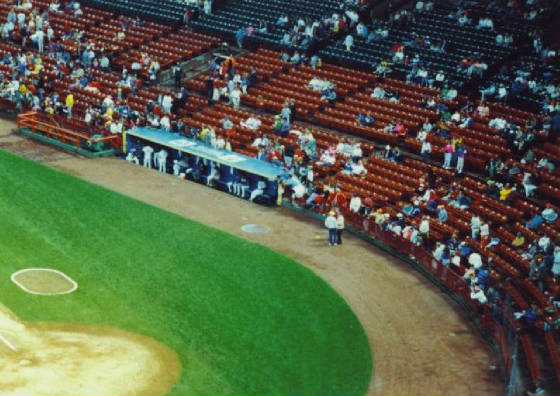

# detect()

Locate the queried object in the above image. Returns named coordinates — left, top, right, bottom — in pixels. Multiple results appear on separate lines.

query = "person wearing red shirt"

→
left=327, top=185, right=347, bottom=208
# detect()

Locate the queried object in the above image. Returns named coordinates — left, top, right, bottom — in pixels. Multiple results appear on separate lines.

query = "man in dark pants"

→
left=324, top=211, right=338, bottom=246
left=172, top=64, right=183, bottom=90
left=205, top=76, right=214, bottom=107
left=336, top=209, right=345, bottom=245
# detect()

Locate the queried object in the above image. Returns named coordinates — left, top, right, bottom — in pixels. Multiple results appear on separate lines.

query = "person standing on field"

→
left=325, top=210, right=338, bottom=246
left=336, top=210, right=345, bottom=245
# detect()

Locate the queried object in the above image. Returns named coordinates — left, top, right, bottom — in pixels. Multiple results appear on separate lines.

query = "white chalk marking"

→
left=0, top=334, right=17, bottom=352
left=11, top=268, right=78, bottom=296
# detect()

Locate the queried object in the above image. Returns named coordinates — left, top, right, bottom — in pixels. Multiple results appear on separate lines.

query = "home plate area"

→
left=11, top=268, right=78, bottom=295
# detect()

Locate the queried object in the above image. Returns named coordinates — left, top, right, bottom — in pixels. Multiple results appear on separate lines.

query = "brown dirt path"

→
left=0, top=125, right=503, bottom=396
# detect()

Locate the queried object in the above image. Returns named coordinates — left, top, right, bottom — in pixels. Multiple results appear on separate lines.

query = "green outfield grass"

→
left=0, top=150, right=372, bottom=396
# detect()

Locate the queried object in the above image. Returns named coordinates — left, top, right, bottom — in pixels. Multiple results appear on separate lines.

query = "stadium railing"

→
left=16, top=112, right=120, bottom=156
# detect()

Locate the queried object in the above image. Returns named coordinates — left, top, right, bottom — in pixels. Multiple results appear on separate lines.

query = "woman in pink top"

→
left=394, top=121, right=406, bottom=136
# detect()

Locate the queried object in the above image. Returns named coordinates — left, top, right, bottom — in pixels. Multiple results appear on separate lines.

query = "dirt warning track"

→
left=0, top=125, right=503, bottom=396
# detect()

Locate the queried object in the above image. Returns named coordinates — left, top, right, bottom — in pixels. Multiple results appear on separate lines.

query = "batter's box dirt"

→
left=11, top=269, right=77, bottom=295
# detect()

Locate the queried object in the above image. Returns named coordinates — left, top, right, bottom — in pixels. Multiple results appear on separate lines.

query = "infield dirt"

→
left=0, top=304, right=180, bottom=396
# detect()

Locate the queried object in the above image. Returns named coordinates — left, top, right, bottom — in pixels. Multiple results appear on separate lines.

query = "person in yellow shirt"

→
left=200, top=125, right=210, bottom=142
left=65, top=93, right=74, bottom=119
left=19, top=84, right=27, bottom=95
left=512, top=232, right=525, bottom=249
left=103, top=107, right=114, bottom=126
left=499, top=183, right=513, bottom=202
left=451, top=136, right=463, bottom=149
left=32, top=63, right=42, bottom=75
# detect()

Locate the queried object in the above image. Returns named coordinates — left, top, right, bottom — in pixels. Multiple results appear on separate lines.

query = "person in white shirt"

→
left=422, top=120, right=433, bottom=132
left=173, top=160, right=181, bottom=176
left=102, top=95, right=114, bottom=111
left=356, top=23, right=366, bottom=38
left=241, top=117, right=261, bottom=131
left=214, top=136, right=226, bottom=150
left=352, top=159, right=367, bottom=176
left=325, top=211, right=338, bottom=246
left=344, top=34, right=354, bottom=51
left=419, top=216, right=430, bottom=237
left=336, top=211, right=345, bottom=244
left=351, top=143, right=362, bottom=158
left=46, top=25, right=54, bottom=42
left=497, top=85, right=508, bottom=102
left=319, top=149, right=336, bottom=166
left=349, top=194, right=362, bottom=213
left=538, top=236, right=551, bottom=252
left=433, top=242, right=445, bottom=261
left=371, top=86, right=385, bottom=99
left=468, top=252, right=482, bottom=269
left=495, top=34, right=503, bottom=45
left=126, top=149, right=139, bottom=165
left=444, top=88, right=457, bottom=101
left=49, top=1, right=60, bottom=12
left=160, top=115, right=170, bottom=132
left=249, top=180, right=266, bottom=202
left=98, top=55, right=109, bottom=69
left=471, top=215, right=481, bottom=239
left=230, top=86, right=241, bottom=109
left=336, top=141, right=347, bottom=156
left=420, top=140, right=431, bottom=162
left=434, top=71, right=445, bottom=87
left=162, top=94, right=172, bottom=114
left=470, top=285, right=487, bottom=304
left=154, top=149, right=168, bottom=172
left=206, top=163, right=220, bottom=186
left=109, top=120, right=123, bottom=134
left=17, top=12, right=25, bottom=28
left=345, top=9, right=359, bottom=24
left=451, top=111, right=461, bottom=123
left=33, top=28, right=44, bottom=52
left=251, top=136, right=264, bottom=148
left=522, top=172, right=537, bottom=197
left=84, top=108, right=93, bottom=125
left=142, top=145, right=154, bottom=168
left=149, top=115, right=160, bottom=128
left=276, top=15, right=288, bottom=26
left=389, top=218, right=403, bottom=235
left=489, top=117, right=507, bottom=130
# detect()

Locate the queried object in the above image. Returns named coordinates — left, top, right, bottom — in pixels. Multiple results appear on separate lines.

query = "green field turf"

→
left=0, top=150, right=372, bottom=396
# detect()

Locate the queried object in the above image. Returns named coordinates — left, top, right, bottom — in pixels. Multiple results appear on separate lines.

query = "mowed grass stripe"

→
left=0, top=150, right=372, bottom=396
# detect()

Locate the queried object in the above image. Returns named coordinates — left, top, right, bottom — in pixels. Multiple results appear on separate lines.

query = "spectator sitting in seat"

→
left=542, top=203, right=558, bottom=224
left=499, top=183, right=514, bottom=202
left=349, top=193, right=362, bottom=213
left=356, top=112, right=374, bottom=126
left=371, top=85, right=385, bottom=99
